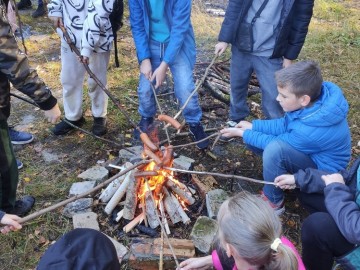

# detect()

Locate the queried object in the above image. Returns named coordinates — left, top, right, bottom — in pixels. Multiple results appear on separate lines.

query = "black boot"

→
left=32, top=5, right=46, bottom=18
left=52, top=117, right=85, bottom=135
left=92, top=117, right=107, bottom=136
left=189, top=122, right=209, bottom=150
left=17, top=0, right=32, bottom=10
left=4, top=195, right=35, bottom=217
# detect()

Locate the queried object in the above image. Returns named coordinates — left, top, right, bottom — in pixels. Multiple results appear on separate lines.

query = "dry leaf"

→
left=34, top=229, right=41, bottom=236
left=38, top=236, right=47, bottom=244
left=24, top=177, right=31, bottom=182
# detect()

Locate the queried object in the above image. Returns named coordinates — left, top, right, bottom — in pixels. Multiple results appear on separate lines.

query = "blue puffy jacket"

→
left=243, top=81, right=351, bottom=172
left=129, top=0, right=196, bottom=68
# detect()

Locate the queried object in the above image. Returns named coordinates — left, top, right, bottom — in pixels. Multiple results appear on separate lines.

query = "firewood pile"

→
left=201, top=61, right=261, bottom=105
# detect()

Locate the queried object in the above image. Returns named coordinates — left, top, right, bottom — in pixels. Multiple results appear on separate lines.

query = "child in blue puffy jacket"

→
left=220, top=61, right=351, bottom=214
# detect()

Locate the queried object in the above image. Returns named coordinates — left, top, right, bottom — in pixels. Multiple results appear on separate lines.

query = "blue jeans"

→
left=262, top=140, right=317, bottom=204
left=229, top=47, right=284, bottom=120
left=137, top=40, right=202, bottom=124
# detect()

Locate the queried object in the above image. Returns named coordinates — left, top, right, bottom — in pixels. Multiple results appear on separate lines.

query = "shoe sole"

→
left=17, top=164, right=23, bottom=170
left=11, top=137, right=34, bottom=145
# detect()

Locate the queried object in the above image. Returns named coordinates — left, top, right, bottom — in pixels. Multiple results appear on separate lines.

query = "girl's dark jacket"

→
left=218, top=0, right=315, bottom=60
left=294, top=157, right=360, bottom=244
left=0, top=0, right=57, bottom=121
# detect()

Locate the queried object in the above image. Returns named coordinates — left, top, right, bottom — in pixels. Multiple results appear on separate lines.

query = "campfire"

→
left=100, top=135, right=195, bottom=235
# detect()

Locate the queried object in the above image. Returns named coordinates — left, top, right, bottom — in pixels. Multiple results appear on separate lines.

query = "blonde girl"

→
left=178, top=192, right=304, bottom=270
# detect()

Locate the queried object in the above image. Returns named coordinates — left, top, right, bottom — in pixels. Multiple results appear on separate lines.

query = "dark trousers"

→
left=0, top=119, right=18, bottom=210
left=301, top=212, right=355, bottom=270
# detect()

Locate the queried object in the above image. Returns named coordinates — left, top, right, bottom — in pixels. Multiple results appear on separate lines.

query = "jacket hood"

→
left=287, top=81, right=349, bottom=127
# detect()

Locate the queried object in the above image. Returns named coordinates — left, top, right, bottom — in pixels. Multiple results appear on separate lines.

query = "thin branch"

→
left=17, top=161, right=149, bottom=224
left=170, top=132, right=220, bottom=149
left=163, top=166, right=277, bottom=186
left=165, top=54, right=219, bottom=127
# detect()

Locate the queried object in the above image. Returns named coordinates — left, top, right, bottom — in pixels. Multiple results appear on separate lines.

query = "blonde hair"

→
left=217, top=192, right=298, bottom=270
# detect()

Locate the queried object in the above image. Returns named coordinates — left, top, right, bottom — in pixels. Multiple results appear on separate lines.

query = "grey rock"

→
left=62, top=198, right=93, bottom=218
left=78, top=166, right=109, bottom=183
left=206, top=189, right=229, bottom=219
left=69, top=181, right=96, bottom=197
left=173, top=155, right=194, bottom=170
left=73, top=212, right=100, bottom=231
left=190, top=216, right=218, bottom=254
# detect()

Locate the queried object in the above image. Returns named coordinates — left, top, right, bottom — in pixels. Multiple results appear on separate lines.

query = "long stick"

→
left=18, top=160, right=148, bottom=224
left=163, top=167, right=277, bottom=186
left=9, top=93, right=124, bottom=147
left=167, top=54, right=218, bottom=125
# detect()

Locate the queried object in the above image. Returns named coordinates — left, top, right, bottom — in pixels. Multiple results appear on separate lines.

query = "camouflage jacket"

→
left=0, top=1, right=57, bottom=121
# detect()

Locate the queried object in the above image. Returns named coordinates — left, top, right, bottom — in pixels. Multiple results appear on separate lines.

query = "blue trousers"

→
left=137, top=40, right=202, bottom=124
left=261, top=140, right=317, bottom=204
left=229, top=47, right=284, bottom=120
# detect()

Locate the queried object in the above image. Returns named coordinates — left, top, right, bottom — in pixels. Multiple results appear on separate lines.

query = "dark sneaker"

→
left=133, top=117, right=154, bottom=140
left=32, top=5, right=46, bottom=18
left=16, top=159, right=23, bottom=170
left=92, top=117, right=107, bottom=136
left=5, top=195, right=35, bottom=217
left=9, top=128, right=34, bottom=144
left=52, top=117, right=85, bottom=135
left=189, top=122, right=209, bottom=150
left=219, top=120, right=240, bottom=142
left=260, top=191, right=285, bottom=215
left=17, top=0, right=32, bottom=10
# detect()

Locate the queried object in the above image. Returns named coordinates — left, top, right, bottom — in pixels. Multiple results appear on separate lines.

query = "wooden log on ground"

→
left=191, top=164, right=219, bottom=199
left=162, top=187, right=182, bottom=224
left=104, top=171, right=133, bottom=215
left=145, top=191, right=160, bottom=229
left=123, top=212, right=145, bottom=233
left=165, top=181, right=195, bottom=205
left=171, top=193, right=190, bottom=225
left=128, top=237, right=195, bottom=270
left=99, top=162, right=132, bottom=202
left=203, top=80, right=230, bottom=105
left=123, top=173, right=141, bottom=220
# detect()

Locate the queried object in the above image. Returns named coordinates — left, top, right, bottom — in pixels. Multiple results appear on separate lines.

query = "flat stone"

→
left=190, top=216, right=218, bottom=254
left=173, top=155, right=194, bottom=170
left=206, top=189, right=229, bottom=219
left=73, top=212, right=100, bottom=231
left=78, top=166, right=109, bottom=183
left=69, top=181, right=96, bottom=197
left=62, top=198, right=93, bottom=218
left=104, top=235, right=128, bottom=261
left=119, top=146, right=143, bottom=162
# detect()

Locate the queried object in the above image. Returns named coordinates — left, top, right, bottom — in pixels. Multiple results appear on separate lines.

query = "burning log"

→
left=145, top=191, right=160, bottom=229
left=171, top=193, right=190, bottom=225
left=165, top=181, right=195, bottom=205
left=104, top=170, right=134, bottom=215
left=162, top=187, right=182, bottom=224
left=123, top=174, right=141, bottom=220
left=99, top=163, right=132, bottom=202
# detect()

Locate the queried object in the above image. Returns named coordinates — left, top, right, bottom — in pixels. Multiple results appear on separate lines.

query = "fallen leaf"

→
left=24, top=177, right=31, bottom=183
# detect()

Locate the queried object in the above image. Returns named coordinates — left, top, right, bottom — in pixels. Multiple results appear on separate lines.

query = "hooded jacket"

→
left=47, top=0, right=114, bottom=58
left=243, top=81, right=351, bottom=172
left=129, top=0, right=196, bottom=68
left=294, top=157, right=360, bottom=244
left=218, top=0, right=314, bottom=60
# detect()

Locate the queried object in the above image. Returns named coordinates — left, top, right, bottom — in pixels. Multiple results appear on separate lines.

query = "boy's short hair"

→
left=275, top=61, right=323, bottom=101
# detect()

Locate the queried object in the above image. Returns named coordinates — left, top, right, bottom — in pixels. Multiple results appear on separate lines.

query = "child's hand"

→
left=44, top=104, right=61, bottom=124
left=1, top=214, right=22, bottom=234
left=322, top=173, right=345, bottom=186
left=220, top=127, right=244, bottom=138
left=177, top=255, right=213, bottom=270
left=151, top=61, right=169, bottom=88
left=235, top=120, right=252, bottom=130
left=140, top=59, right=152, bottom=80
left=48, top=16, right=63, bottom=28
left=214, top=42, right=228, bottom=56
left=275, top=174, right=296, bottom=189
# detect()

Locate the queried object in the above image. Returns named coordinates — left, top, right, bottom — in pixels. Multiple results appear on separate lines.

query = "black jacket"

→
left=218, top=0, right=314, bottom=60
